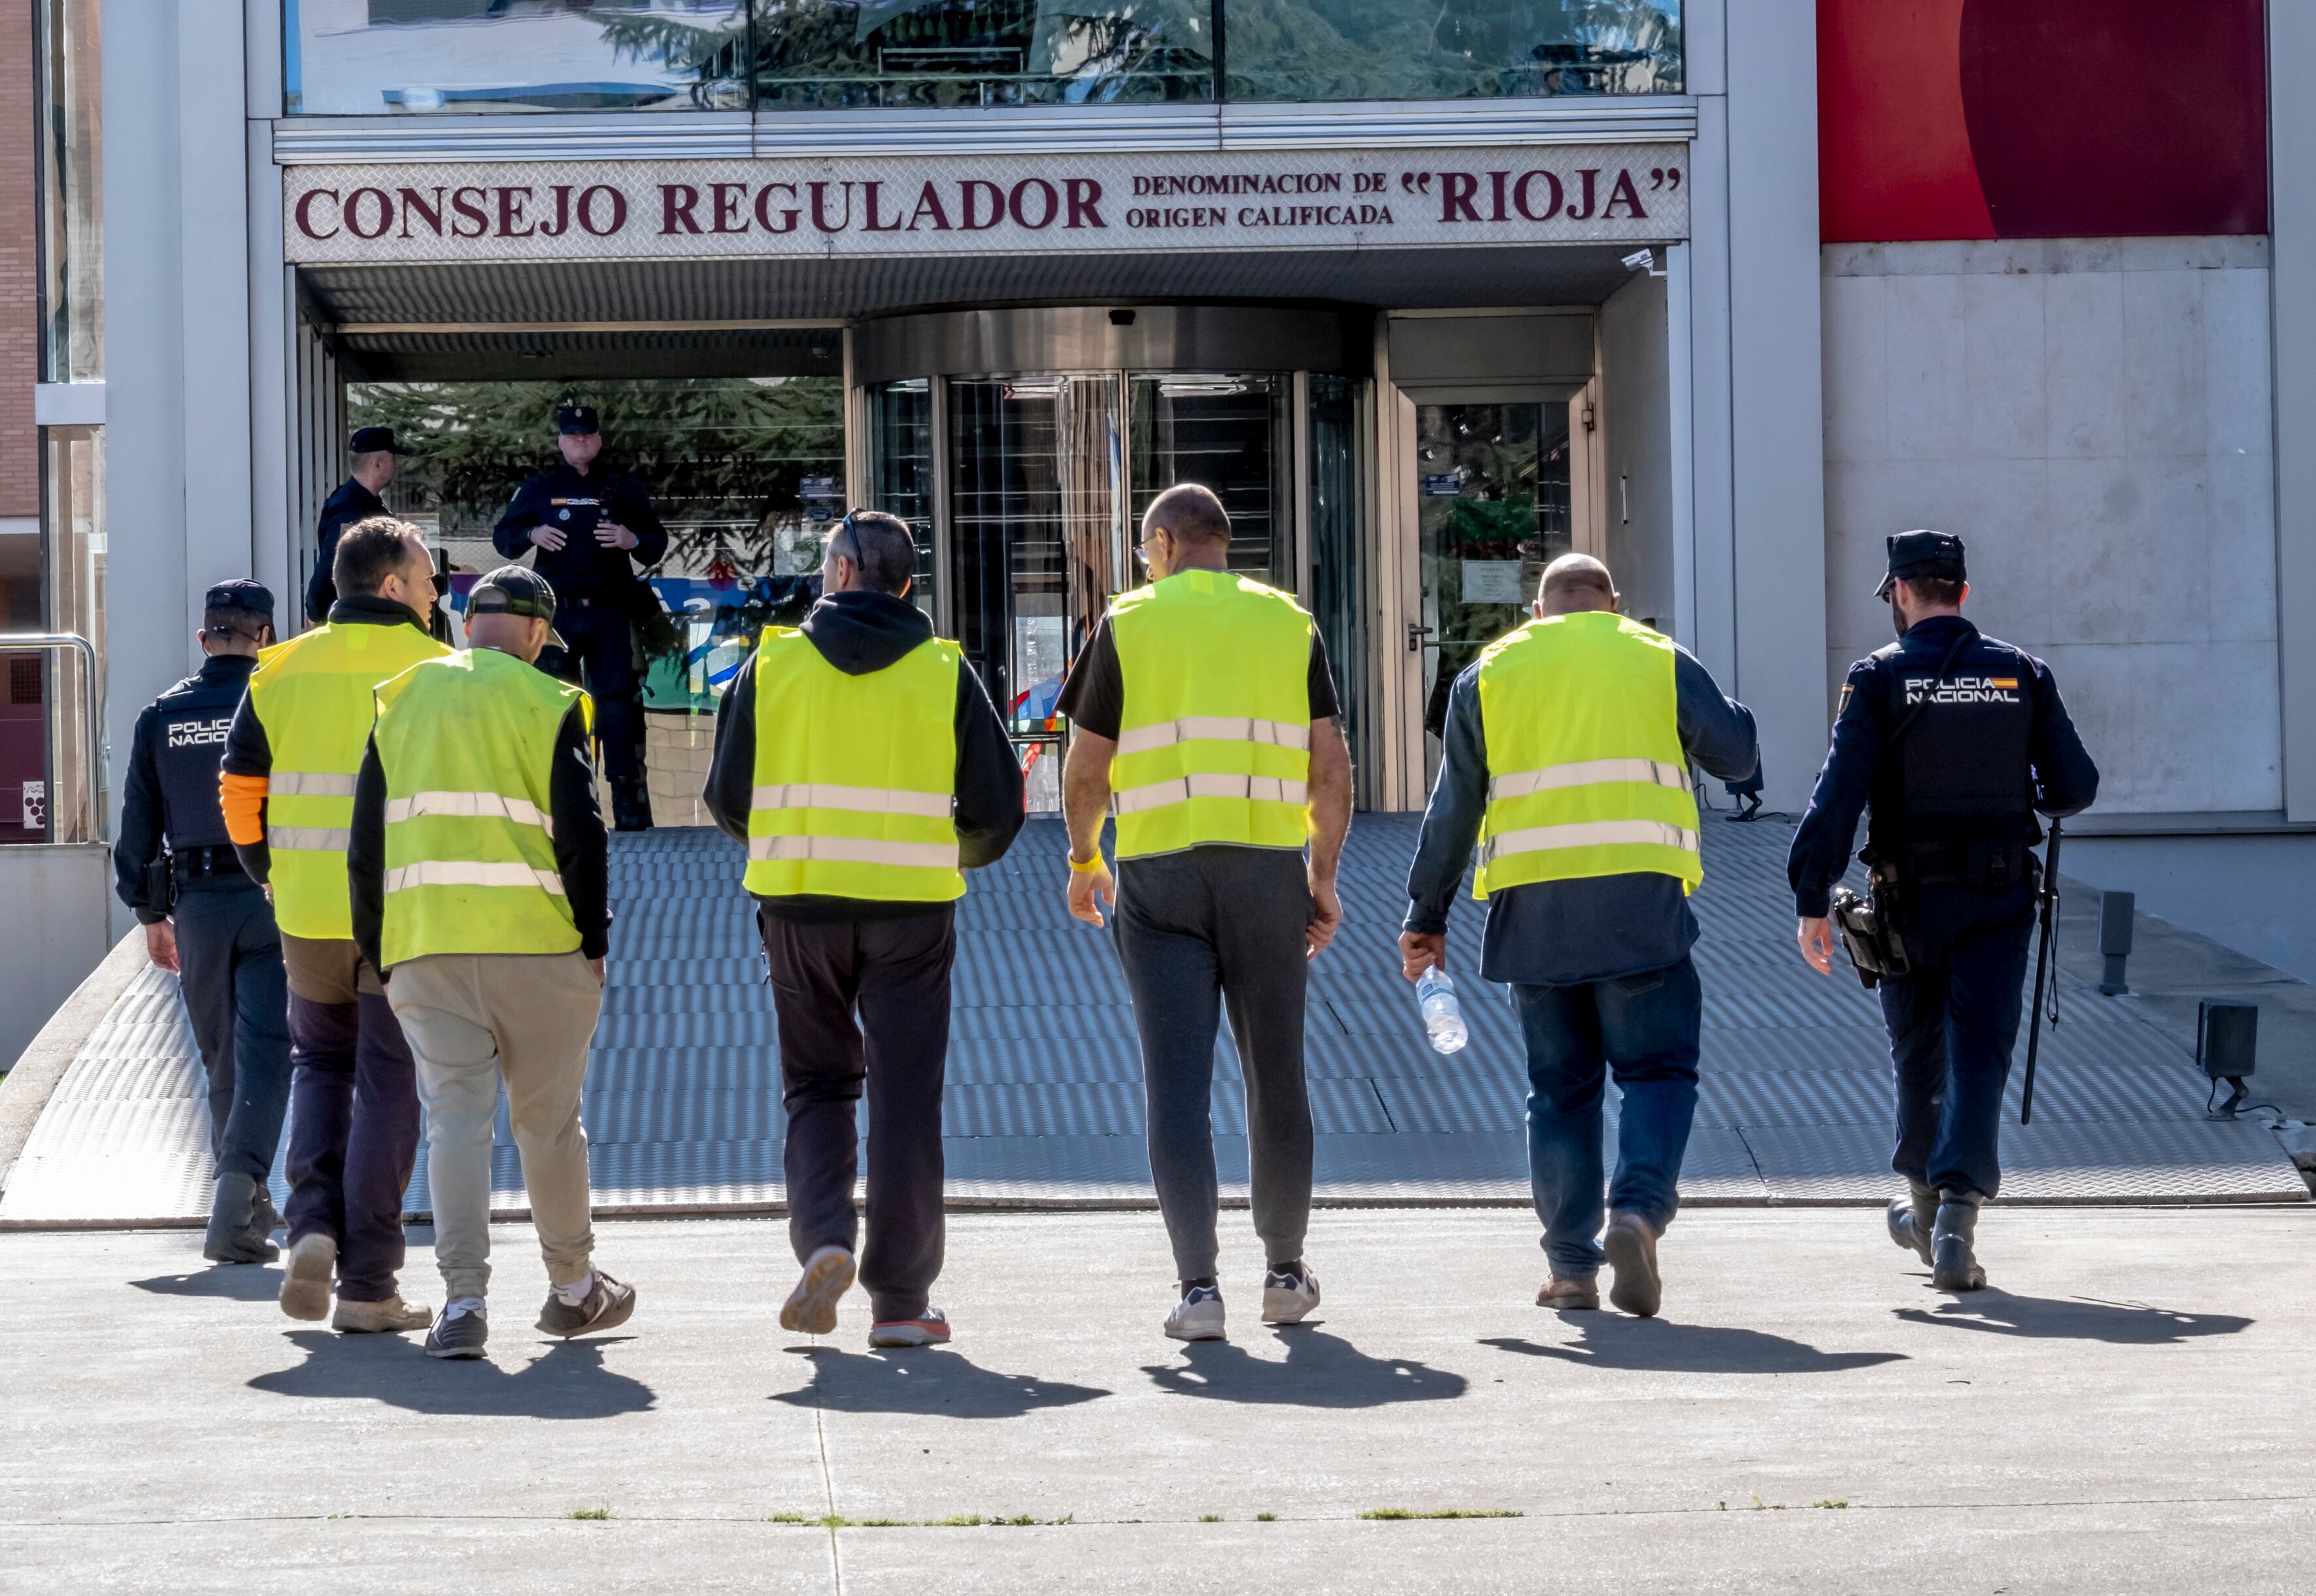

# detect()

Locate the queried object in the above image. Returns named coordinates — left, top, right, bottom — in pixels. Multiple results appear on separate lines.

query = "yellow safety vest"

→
left=743, top=626, right=964, bottom=903
left=1473, top=610, right=1702, bottom=897
left=371, top=648, right=592, bottom=966
left=1108, top=569, right=1313, bottom=859
left=246, top=617, right=448, bottom=939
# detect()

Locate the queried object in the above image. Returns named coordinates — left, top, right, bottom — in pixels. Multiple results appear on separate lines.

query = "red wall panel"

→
left=1820, top=0, right=2270, bottom=244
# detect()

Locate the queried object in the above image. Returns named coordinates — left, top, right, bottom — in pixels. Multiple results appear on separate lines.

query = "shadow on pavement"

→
left=248, top=1330, right=656, bottom=1418
left=773, top=1346, right=1110, bottom=1418
left=1142, top=1328, right=1470, bottom=1406
left=1483, top=1321, right=1906, bottom=1374
left=131, top=1266, right=284, bottom=1302
left=1893, top=1293, right=2253, bottom=1343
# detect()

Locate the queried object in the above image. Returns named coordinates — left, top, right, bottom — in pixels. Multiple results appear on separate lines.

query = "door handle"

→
left=1406, top=622, right=1435, bottom=654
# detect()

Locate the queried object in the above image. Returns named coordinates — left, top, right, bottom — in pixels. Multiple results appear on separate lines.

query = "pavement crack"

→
left=807, top=1340, right=844, bottom=1596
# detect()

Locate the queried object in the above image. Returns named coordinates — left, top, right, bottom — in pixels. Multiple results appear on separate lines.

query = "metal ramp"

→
left=1, top=816, right=2303, bottom=1227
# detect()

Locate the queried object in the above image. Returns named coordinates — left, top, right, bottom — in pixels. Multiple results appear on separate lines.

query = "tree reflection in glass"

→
left=1224, top=0, right=1680, bottom=103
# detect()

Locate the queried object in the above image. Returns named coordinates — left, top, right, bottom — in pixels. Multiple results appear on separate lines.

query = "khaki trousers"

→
left=385, top=952, right=602, bottom=1301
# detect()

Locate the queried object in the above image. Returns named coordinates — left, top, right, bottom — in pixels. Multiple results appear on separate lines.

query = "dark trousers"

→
left=1511, top=957, right=1702, bottom=1282
left=762, top=905, right=955, bottom=1323
left=172, top=886, right=292, bottom=1183
left=552, top=600, right=642, bottom=784
left=1111, top=846, right=1313, bottom=1282
left=1881, top=883, right=2036, bottom=1201
left=280, top=935, right=422, bottom=1303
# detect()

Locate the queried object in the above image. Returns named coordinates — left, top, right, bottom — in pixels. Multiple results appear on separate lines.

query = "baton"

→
left=2019, top=816, right=2063, bottom=1125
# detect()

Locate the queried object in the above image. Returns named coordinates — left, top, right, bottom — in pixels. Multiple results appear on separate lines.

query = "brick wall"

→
left=0, top=0, right=36, bottom=522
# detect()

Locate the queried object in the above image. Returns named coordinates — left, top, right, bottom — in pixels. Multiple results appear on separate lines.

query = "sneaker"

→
left=333, top=1293, right=431, bottom=1334
left=1602, top=1210, right=1663, bottom=1318
left=278, top=1232, right=336, bottom=1322
left=1260, top=1265, right=1321, bottom=1325
left=779, top=1244, right=857, bottom=1337
left=1537, top=1276, right=1601, bottom=1311
left=425, top=1302, right=489, bottom=1360
left=537, top=1271, right=637, bottom=1338
left=1164, top=1285, right=1226, bottom=1342
left=868, top=1308, right=951, bottom=1348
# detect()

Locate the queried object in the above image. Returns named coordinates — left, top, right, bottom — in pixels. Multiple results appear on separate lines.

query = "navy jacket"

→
left=1404, top=634, right=1759, bottom=986
left=305, top=477, right=386, bottom=625
left=1788, top=616, right=2100, bottom=918
left=490, top=461, right=669, bottom=599
left=114, top=654, right=262, bottom=922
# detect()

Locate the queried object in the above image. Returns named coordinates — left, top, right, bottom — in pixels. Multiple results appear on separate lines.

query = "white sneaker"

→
left=780, top=1244, right=856, bottom=1336
left=1164, top=1285, right=1226, bottom=1342
left=1261, top=1265, right=1321, bottom=1325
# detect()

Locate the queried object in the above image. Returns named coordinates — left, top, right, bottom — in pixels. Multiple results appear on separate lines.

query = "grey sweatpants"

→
left=1111, top=844, right=1313, bottom=1281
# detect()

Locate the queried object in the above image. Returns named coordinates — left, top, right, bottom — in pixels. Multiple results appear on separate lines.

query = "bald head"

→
left=1537, top=554, right=1619, bottom=616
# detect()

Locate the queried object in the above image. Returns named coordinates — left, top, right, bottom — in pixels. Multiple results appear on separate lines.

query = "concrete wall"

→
left=0, top=842, right=111, bottom=1071
left=1600, top=267, right=1675, bottom=633
left=1821, top=236, right=2280, bottom=815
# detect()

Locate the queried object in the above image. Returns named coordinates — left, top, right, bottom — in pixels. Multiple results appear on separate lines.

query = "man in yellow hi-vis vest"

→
left=222, top=517, right=448, bottom=1333
left=347, top=566, right=634, bottom=1360
left=1400, top=554, right=1756, bottom=1319
left=1057, top=483, right=1354, bottom=1344
left=703, top=511, right=1022, bottom=1348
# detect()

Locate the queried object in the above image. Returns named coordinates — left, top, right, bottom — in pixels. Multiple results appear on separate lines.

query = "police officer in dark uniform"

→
left=1789, top=531, right=2100, bottom=1292
left=491, top=403, right=668, bottom=831
left=306, top=426, right=412, bottom=625
left=113, top=580, right=295, bottom=1264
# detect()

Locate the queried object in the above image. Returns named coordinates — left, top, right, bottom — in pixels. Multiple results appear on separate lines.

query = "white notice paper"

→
left=1460, top=560, right=1526, bottom=605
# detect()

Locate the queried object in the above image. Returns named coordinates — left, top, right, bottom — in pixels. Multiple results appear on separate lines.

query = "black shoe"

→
left=425, top=1304, right=489, bottom=1359
left=1886, top=1183, right=1938, bottom=1267
left=537, top=1270, right=637, bottom=1338
left=609, top=777, right=654, bottom=833
left=1931, top=1194, right=1987, bottom=1291
left=203, top=1172, right=277, bottom=1264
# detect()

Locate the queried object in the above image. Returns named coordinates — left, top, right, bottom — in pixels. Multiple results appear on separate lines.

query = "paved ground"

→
left=1, top=817, right=2303, bottom=1226
left=3, top=1208, right=2309, bottom=1593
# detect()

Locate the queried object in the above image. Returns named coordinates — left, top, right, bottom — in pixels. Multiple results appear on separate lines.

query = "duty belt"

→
left=170, top=844, right=246, bottom=884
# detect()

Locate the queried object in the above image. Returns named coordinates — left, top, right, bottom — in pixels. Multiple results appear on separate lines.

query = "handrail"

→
left=0, top=633, right=101, bottom=843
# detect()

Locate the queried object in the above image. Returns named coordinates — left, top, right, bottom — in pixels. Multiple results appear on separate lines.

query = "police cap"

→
left=204, top=579, right=275, bottom=622
left=1875, top=529, right=1968, bottom=599
left=556, top=404, right=600, bottom=435
left=349, top=425, right=412, bottom=456
left=467, top=565, right=567, bottom=648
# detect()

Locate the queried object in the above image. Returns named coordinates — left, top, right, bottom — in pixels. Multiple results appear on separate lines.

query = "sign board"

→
left=1460, top=560, right=1528, bottom=605
left=1422, top=474, right=1463, bottom=497
left=283, top=144, right=1688, bottom=265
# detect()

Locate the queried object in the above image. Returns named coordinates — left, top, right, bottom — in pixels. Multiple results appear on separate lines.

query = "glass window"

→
left=41, top=427, right=106, bottom=844
left=1307, top=374, right=1362, bottom=789
left=286, top=0, right=752, bottom=115
left=1223, top=0, right=1680, bottom=103
left=752, top=0, right=1214, bottom=109
left=38, top=0, right=101, bottom=382
left=867, top=380, right=939, bottom=620
left=1127, top=373, right=1287, bottom=586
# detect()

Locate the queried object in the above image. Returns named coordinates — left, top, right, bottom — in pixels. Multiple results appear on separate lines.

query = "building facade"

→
left=33, top=3, right=2311, bottom=968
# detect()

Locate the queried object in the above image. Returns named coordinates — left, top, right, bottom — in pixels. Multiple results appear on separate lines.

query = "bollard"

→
left=2098, top=890, right=2135, bottom=994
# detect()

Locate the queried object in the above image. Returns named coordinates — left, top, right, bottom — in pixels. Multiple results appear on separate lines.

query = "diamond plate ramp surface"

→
left=4, top=816, right=2304, bottom=1226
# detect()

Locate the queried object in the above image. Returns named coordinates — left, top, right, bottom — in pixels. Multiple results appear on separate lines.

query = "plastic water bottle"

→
left=1416, top=968, right=1469, bottom=1054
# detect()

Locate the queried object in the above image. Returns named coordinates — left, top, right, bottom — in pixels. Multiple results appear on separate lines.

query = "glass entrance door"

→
left=1415, top=399, right=1573, bottom=782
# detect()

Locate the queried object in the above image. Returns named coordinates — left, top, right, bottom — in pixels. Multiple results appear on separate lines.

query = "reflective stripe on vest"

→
left=246, top=619, right=450, bottom=940
left=1473, top=612, right=1702, bottom=897
left=1107, top=571, right=1314, bottom=859
left=744, top=627, right=965, bottom=903
left=371, top=648, right=590, bottom=965
left=384, top=790, right=555, bottom=837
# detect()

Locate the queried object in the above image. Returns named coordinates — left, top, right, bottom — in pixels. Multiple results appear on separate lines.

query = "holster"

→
left=143, top=855, right=179, bottom=918
left=1831, top=867, right=1909, bottom=990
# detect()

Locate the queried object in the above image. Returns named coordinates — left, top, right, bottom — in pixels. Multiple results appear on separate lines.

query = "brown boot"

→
left=1537, top=1276, right=1600, bottom=1311
left=1603, top=1210, right=1663, bottom=1318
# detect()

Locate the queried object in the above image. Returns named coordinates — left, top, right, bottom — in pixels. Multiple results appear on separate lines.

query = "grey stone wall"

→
left=1820, top=235, right=2278, bottom=814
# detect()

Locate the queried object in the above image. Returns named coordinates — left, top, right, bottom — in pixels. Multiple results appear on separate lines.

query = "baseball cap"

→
left=466, top=565, right=567, bottom=649
left=204, top=579, right=276, bottom=622
left=556, top=404, right=600, bottom=435
left=349, top=425, right=412, bottom=456
left=1875, top=529, right=1968, bottom=599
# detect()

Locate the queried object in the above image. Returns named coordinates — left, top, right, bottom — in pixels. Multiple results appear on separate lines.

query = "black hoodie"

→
left=703, top=589, right=1026, bottom=920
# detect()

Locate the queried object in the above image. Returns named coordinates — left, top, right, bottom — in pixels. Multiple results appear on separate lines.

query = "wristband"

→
left=1069, top=852, right=1107, bottom=874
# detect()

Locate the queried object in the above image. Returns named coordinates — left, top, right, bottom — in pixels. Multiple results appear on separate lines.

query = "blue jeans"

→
left=1511, top=956, right=1702, bottom=1281
left=1879, top=883, right=2035, bottom=1201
